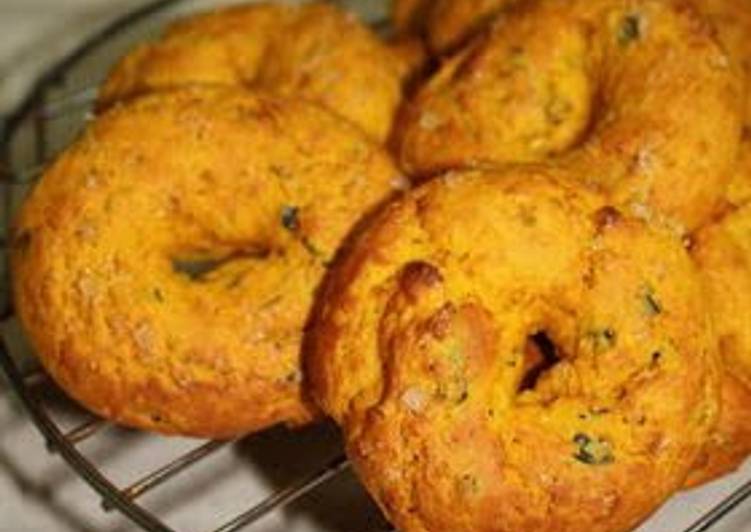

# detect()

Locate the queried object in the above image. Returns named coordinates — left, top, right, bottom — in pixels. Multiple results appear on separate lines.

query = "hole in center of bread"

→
left=517, top=332, right=561, bottom=393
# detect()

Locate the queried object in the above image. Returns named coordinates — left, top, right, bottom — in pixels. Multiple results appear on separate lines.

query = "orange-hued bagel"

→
left=696, top=0, right=751, bottom=208
left=307, top=170, right=720, bottom=532
left=681, top=0, right=751, bottom=487
left=687, top=201, right=751, bottom=486
left=98, top=2, right=407, bottom=142
left=392, top=0, right=518, bottom=54
left=397, top=0, right=742, bottom=232
left=11, top=88, right=403, bottom=438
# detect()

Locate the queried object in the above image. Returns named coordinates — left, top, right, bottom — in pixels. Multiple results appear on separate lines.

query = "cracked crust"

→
left=11, top=87, right=403, bottom=438
left=395, top=0, right=743, bottom=232
left=98, top=2, right=409, bottom=143
left=307, top=170, right=720, bottom=532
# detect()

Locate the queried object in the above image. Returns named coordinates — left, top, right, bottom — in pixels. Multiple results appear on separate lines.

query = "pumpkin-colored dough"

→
left=307, top=170, right=720, bottom=532
left=689, top=201, right=751, bottom=485
left=11, top=87, right=403, bottom=438
left=98, top=2, right=408, bottom=142
left=396, top=0, right=743, bottom=232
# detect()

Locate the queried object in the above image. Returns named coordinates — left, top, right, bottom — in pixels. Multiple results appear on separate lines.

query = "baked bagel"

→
left=679, top=0, right=751, bottom=487
left=11, top=88, right=403, bottom=438
left=697, top=0, right=751, bottom=208
left=687, top=201, right=751, bottom=486
left=397, top=0, right=742, bottom=232
left=393, top=0, right=517, bottom=54
left=307, top=170, right=720, bottom=532
left=98, top=2, right=407, bottom=142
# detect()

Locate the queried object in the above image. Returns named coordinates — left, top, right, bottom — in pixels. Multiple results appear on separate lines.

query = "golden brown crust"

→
left=696, top=0, right=751, bottom=208
left=685, top=374, right=751, bottom=488
left=98, top=2, right=406, bottom=142
left=693, top=203, right=751, bottom=393
left=307, top=170, right=720, bottom=532
left=392, top=0, right=432, bottom=36
left=11, top=87, right=403, bottom=438
left=680, top=0, right=751, bottom=487
left=688, top=201, right=751, bottom=484
left=426, top=0, right=517, bottom=53
left=396, top=0, right=743, bottom=232
left=392, top=0, right=517, bottom=54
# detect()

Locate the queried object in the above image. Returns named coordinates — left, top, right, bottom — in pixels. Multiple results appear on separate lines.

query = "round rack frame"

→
left=0, top=1, right=749, bottom=531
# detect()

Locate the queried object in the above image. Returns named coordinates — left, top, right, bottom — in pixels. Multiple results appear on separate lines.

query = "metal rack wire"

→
left=0, top=1, right=750, bottom=531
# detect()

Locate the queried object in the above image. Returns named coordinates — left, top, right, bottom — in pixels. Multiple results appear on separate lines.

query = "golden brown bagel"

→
left=308, top=170, right=720, bottom=532
left=696, top=0, right=751, bottom=208
left=682, top=0, right=751, bottom=487
left=688, top=201, right=751, bottom=486
left=685, top=374, right=751, bottom=488
left=397, top=0, right=742, bottom=232
left=98, top=2, right=407, bottom=142
left=11, top=88, right=403, bottom=438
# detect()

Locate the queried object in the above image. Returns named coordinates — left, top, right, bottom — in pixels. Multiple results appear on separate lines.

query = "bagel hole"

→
left=173, top=246, right=269, bottom=281
left=517, top=332, right=561, bottom=393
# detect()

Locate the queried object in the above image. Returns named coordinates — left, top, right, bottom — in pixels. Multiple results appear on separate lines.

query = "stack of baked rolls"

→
left=10, top=0, right=751, bottom=530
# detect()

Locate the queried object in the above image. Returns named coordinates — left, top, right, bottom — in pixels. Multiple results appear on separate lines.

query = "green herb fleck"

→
left=579, top=406, right=611, bottom=420
left=437, top=378, right=469, bottom=405
left=173, top=258, right=224, bottom=281
left=279, top=205, right=328, bottom=262
left=445, top=341, right=464, bottom=366
left=642, top=286, right=662, bottom=316
left=587, top=328, right=617, bottom=353
left=153, top=288, right=164, bottom=303
left=301, top=235, right=327, bottom=261
left=573, top=433, right=615, bottom=465
left=545, top=97, right=573, bottom=126
left=281, top=205, right=300, bottom=231
left=618, top=14, right=641, bottom=46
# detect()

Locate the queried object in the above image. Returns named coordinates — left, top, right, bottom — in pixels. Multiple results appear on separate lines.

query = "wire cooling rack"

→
left=0, top=1, right=750, bottom=531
